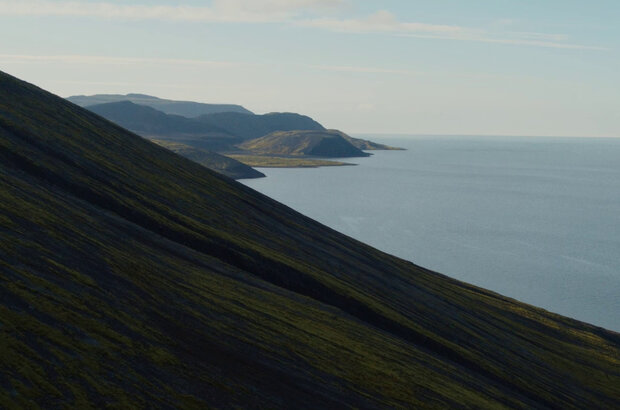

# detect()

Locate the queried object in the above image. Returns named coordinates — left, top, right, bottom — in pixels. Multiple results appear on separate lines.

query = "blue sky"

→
left=0, top=0, right=618, bottom=136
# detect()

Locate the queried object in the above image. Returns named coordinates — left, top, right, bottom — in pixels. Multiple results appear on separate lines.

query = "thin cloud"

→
left=309, top=64, right=416, bottom=75
left=460, top=36, right=606, bottom=50
left=1, top=54, right=417, bottom=75
left=510, top=32, right=569, bottom=42
left=299, top=10, right=605, bottom=50
left=299, top=10, right=464, bottom=34
left=397, top=33, right=607, bottom=51
left=0, top=0, right=347, bottom=23
left=0, top=54, right=243, bottom=68
left=0, top=2, right=604, bottom=50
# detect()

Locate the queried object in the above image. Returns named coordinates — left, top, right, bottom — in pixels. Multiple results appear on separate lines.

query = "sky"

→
left=0, top=0, right=618, bottom=137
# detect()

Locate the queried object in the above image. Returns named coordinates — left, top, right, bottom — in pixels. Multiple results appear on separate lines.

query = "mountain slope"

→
left=152, top=139, right=265, bottom=179
left=197, top=111, right=325, bottom=140
left=86, top=101, right=241, bottom=150
left=67, top=93, right=252, bottom=116
left=1, top=71, right=619, bottom=409
left=238, top=130, right=371, bottom=158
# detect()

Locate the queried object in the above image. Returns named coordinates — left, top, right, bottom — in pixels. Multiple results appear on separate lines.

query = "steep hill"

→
left=67, top=93, right=252, bottom=116
left=197, top=112, right=325, bottom=140
left=239, top=130, right=371, bottom=158
left=86, top=101, right=241, bottom=150
left=152, top=140, right=264, bottom=179
left=1, top=71, right=619, bottom=409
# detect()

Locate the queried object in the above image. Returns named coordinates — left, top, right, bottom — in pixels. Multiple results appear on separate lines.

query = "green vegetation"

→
left=238, top=130, right=370, bottom=158
left=225, top=154, right=353, bottom=168
left=1, top=71, right=619, bottom=408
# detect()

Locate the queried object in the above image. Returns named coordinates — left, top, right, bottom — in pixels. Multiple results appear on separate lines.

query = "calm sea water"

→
left=241, top=135, right=620, bottom=331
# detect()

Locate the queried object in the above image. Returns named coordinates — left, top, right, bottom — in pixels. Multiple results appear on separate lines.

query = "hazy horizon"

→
left=1, top=0, right=618, bottom=137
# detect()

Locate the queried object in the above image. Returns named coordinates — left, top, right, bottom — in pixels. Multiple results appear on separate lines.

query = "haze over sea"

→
left=242, top=135, right=620, bottom=331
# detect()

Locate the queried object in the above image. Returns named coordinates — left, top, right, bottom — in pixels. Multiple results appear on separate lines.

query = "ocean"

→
left=241, top=135, right=620, bottom=331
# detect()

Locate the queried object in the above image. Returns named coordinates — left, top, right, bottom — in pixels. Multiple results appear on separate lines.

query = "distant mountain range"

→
left=75, top=94, right=403, bottom=177
left=67, top=93, right=252, bottom=117
left=3, top=70, right=620, bottom=408
left=87, top=101, right=240, bottom=151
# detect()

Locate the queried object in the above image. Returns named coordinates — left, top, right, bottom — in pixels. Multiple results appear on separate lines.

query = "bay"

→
left=241, top=135, right=620, bottom=331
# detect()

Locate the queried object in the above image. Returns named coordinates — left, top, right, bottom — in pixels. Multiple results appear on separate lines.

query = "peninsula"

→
left=72, top=95, right=403, bottom=177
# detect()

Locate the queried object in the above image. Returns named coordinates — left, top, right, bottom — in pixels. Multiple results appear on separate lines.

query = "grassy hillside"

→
left=225, top=154, right=353, bottom=168
left=197, top=111, right=325, bottom=140
left=238, top=130, right=371, bottom=158
left=152, top=140, right=265, bottom=179
left=1, top=71, right=619, bottom=409
left=68, top=93, right=252, bottom=116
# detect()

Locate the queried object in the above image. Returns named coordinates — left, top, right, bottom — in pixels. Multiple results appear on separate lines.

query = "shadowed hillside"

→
left=68, top=93, right=252, bottom=116
left=1, top=71, right=620, bottom=409
left=197, top=111, right=326, bottom=140
left=87, top=101, right=241, bottom=151
left=152, top=140, right=265, bottom=179
left=239, top=130, right=371, bottom=158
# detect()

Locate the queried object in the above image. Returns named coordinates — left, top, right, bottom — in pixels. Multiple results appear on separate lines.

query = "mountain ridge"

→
left=67, top=93, right=252, bottom=116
